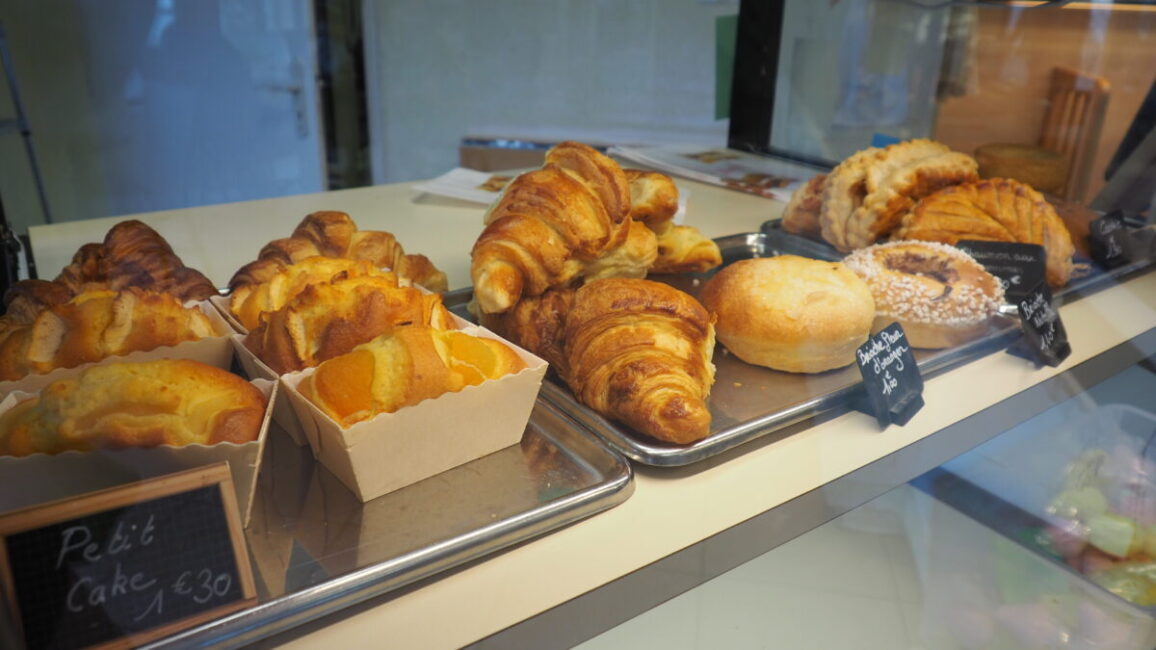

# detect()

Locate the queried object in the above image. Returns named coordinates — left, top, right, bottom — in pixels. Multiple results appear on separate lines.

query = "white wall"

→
left=363, top=0, right=738, bottom=183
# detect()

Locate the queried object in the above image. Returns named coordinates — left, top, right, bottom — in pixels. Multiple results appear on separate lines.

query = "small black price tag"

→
left=1089, top=211, right=1132, bottom=269
left=855, top=323, right=924, bottom=428
left=955, top=240, right=1047, bottom=303
left=1011, top=283, right=1071, bottom=367
left=0, top=464, right=255, bottom=650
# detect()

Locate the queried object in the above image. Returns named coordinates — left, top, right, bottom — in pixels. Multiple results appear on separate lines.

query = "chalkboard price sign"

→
left=1088, top=211, right=1131, bottom=269
left=0, top=463, right=255, bottom=650
left=1013, top=283, right=1071, bottom=367
left=855, top=323, right=924, bottom=428
left=955, top=240, right=1047, bottom=302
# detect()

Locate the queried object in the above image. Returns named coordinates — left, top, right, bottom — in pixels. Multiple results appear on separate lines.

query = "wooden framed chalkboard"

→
left=0, top=463, right=256, bottom=650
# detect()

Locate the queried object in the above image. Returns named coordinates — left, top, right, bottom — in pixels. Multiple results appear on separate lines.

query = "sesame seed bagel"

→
left=700, top=256, right=875, bottom=373
left=842, top=240, right=1005, bottom=349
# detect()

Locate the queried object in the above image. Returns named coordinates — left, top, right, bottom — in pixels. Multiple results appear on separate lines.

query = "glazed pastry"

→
left=3, top=220, right=217, bottom=322
left=894, top=178, right=1076, bottom=287
left=843, top=240, right=1006, bottom=349
left=562, top=278, right=716, bottom=445
left=0, top=288, right=217, bottom=381
left=700, top=256, right=875, bottom=373
left=651, top=225, right=723, bottom=274
left=820, top=140, right=978, bottom=252
left=229, top=211, right=448, bottom=293
left=0, top=359, right=265, bottom=456
left=244, top=274, right=455, bottom=374
left=624, top=169, right=679, bottom=231
left=229, top=257, right=394, bottom=331
left=299, top=326, right=527, bottom=428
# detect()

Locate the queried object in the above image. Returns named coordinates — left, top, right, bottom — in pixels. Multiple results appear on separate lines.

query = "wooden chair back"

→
left=1038, top=66, right=1110, bottom=202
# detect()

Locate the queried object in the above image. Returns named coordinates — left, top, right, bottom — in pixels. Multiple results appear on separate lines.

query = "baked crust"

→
left=819, top=140, right=978, bottom=252
left=700, top=256, right=875, bottom=373
left=781, top=174, right=826, bottom=239
left=895, top=178, right=1076, bottom=287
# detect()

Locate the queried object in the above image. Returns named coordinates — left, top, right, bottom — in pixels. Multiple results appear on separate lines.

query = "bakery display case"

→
left=0, top=1, right=1155, bottom=648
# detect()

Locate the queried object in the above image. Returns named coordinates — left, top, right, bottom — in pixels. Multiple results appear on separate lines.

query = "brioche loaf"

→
left=228, top=211, right=448, bottom=293
left=299, top=327, right=527, bottom=428
left=0, top=359, right=266, bottom=456
left=0, top=288, right=216, bottom=381
left=244, top=274, right=455, bottom=374
left=700, top=256, right=875, bottom=373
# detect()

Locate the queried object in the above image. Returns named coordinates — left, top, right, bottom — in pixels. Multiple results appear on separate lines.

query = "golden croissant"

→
left=623, top=169, right=721, bottom=273
left=471, top=142, right=635, bottom=314
left=299, top=326, right=527, bottom=428
left=244, top=274, right=455, bottom=374
left=229, top=211, right=448, bottom=293
left=0, top=288, right=216, bottom=381
left=485, top=278, right=716, bottom=444
left=894, top=178, right=1075, bottom=287
left=563, top=278, right=716, bottom=444
left=0, top=359, right=266, bottom=456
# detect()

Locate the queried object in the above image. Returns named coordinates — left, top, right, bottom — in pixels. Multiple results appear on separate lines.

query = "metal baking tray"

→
left=450, top=224, right=1155, bottom=468
left=147, top=399, right=632, bottom=648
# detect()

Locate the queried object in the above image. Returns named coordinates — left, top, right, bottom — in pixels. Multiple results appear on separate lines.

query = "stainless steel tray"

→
left=451, top=225, right=1155, bottom=468
left=148, top=399, right=633, bottom=648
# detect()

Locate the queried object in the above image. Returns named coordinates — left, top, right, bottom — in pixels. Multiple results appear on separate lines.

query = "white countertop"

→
left=29, top=180, right=778, bottom=292
left=27, top=179, right=1156, bottom=649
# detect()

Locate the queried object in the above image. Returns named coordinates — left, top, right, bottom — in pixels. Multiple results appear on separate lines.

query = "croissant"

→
left=299, top=326, right=527, bottom=427
left=0, top=288, right=217, bottom=382
left=584, top=220, right=659, bottom=282
left=244, top=274, right=454, bottom=374
left=229, top=211, right=448, bottom=293
left=229, top=257, right=394, bottom=330
left=566, top=279, right=716, bottom=444
left=3, top=220, right=217, bottom=321
left=894, top=178, right=1075, bottom=287
left=478, top=287, right=575, bottom=378
left=621, top=169, right=722, bottom=274
left=624, top=169, right=679, bottom=232
left=472, top=160, right=631, bottom=313
left=0, top=359, right=265, bottom=456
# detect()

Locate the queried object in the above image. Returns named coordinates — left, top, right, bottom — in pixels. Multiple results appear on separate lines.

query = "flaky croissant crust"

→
left=564, top=278, right=717, bottom=444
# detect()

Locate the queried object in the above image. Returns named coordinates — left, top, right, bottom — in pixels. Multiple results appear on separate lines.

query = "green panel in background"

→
left=715, top=14, right=737, bottom=121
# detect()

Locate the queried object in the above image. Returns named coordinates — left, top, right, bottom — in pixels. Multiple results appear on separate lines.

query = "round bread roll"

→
left=700, top=256, right=875, bottom=373
left=842, top=240, right=1005, bottom=349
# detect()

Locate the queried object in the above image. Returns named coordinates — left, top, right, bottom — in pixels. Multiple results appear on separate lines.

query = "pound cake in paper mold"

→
left=230, top=271, right=465, bottom=446
left=0, top=351, right=276, bottom=526
left=280, top=324, right=547, bottom=502
left=0, top=289, right=235, bottom=398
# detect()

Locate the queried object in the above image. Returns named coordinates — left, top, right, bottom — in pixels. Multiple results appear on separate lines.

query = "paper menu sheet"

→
left=608, top=144, right=824, bottom=202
